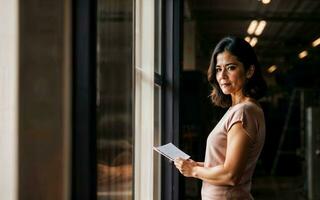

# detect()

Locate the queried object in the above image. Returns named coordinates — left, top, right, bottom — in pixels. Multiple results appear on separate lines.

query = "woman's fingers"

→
left=174, top=157, right=185, bottom=166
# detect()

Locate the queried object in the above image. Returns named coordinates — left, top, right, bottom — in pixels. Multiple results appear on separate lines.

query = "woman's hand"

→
left=174, top=157, right=198, bottom=177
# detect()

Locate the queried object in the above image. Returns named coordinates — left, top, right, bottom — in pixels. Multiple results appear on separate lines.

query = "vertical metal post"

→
left=300, top=90, right=305, bottom=157
left=306, top=107, right=320, bottom=200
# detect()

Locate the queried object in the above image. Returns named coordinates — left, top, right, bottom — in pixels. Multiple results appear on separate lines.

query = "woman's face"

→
left=215, top=51, right=247, bottom=96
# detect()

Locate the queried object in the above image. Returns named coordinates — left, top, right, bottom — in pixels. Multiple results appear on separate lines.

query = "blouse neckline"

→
left=228, top=100, right=261, bottom=111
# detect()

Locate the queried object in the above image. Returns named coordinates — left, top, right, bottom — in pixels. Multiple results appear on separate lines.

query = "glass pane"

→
left=153, top=84, right=161, bottom=200
left=96, top=0, right=133, bottom=199
left=154, top=0, right=162, bottom=74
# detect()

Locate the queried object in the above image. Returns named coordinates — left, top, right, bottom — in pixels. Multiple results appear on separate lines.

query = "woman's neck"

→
left=231, top=94, right=251, bottom=106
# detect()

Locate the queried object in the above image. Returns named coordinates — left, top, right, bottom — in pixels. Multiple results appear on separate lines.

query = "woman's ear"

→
left=246, top=65, right=255, bottom=79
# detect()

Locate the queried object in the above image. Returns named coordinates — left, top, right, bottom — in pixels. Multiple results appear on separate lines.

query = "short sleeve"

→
left=226, top=105, right=260, bottom=141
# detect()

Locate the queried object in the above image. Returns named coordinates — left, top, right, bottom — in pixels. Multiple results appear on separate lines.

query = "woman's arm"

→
left=174, top=122, right=251, bottom=186
left=196, top=162, right=204, bottom=167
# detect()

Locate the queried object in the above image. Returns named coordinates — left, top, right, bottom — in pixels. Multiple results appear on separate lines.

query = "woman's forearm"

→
left=192, top=165, right=238, bottom=186
left=196, top=162, right=204, bottom=167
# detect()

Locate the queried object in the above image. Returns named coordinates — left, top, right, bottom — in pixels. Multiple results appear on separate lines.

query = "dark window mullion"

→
left=155, top=72, right=164, bottom=86
left=72, top=0, right=97, bottom=199
left=162, top=0, right=183, bottom=200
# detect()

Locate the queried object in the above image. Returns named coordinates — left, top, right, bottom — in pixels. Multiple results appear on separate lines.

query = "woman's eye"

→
left=227, top=66, right=236, bottom=70
left=216, top=68, right=222, bottom=72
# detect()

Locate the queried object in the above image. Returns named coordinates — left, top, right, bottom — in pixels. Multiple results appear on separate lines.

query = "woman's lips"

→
left=220, top=83, right=231, bottom=88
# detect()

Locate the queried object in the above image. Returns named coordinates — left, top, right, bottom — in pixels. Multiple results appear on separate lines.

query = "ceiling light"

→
left=267, top=65, right=277, bottom=73
left=245, top=36, right=251, bottom=43
left=250, top=37, right=258, bottom=47
left=247, top=20, right=258, bottom=35
left=312, top=37, right=320, bottom=47
left=255, top=20, right=267, bottom=36
left=262, top=0, right=271, bottom=4
left=298, top=50, right=308, bottom=59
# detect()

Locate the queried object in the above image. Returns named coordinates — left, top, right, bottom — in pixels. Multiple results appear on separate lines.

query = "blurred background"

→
left=180, top=0, right=320, bottom=199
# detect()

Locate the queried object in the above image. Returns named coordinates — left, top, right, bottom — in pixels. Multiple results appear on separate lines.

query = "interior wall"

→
left=18, top=0, right=71, bottom=199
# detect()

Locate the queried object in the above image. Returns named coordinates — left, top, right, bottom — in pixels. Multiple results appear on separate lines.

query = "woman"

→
left=174, top=36, right=267, bottom=199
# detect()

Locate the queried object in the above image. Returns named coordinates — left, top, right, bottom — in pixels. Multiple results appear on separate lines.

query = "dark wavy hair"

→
left=207, top=36, right=267, bottom=108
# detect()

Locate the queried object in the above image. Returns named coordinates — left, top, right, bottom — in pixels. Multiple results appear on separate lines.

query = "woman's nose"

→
left=219, top=69, right=228, bottom=79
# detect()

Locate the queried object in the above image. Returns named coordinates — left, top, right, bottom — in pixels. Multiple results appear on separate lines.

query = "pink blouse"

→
left=201, top=101, right=265, bottom=200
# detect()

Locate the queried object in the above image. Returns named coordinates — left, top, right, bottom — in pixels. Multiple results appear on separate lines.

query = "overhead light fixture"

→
left=262, top=0, right=271, bottom=4
left=267, top=65, right=277, bottom=73
left=247, top=20, right=258, bottom=35
left=312, top=37, right=320, bottom=47
left=298, top=50, right=308, bottom=59
left=255, top=20, right=267, bottom=36
left=245, top=36, right=251, bottom=43
left=250, top=37, right=258, bottom=47
left=247, top=20, right=267, bottom=36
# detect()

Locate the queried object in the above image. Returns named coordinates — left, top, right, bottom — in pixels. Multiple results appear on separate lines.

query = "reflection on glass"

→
left=96, top=0, right=133, bottom=199
left=153, top=85, right=161, bottom=200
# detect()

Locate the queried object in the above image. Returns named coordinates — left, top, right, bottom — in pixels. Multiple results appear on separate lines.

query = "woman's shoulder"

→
left=229, top=101, right=263, bottom=116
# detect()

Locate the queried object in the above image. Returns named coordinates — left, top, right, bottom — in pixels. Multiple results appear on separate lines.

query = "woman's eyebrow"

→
left=225, top=62, right=237, bottom=66
left=216, top=62, right=237, bottom=67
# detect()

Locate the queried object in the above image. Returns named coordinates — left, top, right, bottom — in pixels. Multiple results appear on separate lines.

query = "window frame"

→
left=72, top=0, right=97, bottom=199
left=161, top=0, right=183, bottom=200
left=71, top=0, right=183, bottom=199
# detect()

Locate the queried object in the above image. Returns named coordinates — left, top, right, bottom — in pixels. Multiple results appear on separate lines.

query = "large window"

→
left=95, top=0, right=162, bottom=199
left=94, top=0, right=180, bottom=199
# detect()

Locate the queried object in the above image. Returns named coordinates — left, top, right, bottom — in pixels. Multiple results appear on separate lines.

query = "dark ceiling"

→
left=185, top=0, right=320, bottom=88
